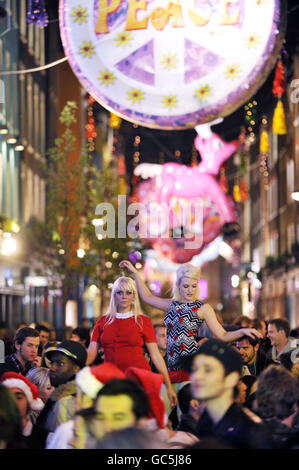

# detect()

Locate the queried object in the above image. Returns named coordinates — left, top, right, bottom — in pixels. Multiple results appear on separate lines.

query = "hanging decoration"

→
left=131, top=128, right=141, bottom=203
left=60, top=0, right=285, bottom=130
left=219, top=165, right=229, bottom=194
left=244, top=100, right=258, bottom=143
left=27, top=0, right=48, bottom=28
left=85, top=95, right=97, bottom=151
left=272, top=58, right=287, bottom=135
left=191, top=146, right=197, bottom=167
left=259, top=117, right=270, bottom=190
left=240, top=179, right=249, bottom=202
left=233, top=179, right=241, bottom=203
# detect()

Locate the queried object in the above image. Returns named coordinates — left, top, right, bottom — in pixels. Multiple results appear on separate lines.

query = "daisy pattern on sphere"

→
left=161, top=53, right=178, bottom=70
left=161, top=95, right=178, bottom=109
left=245, top=33, right=261, bottom=49
left=194, top=85, right=212, bottom=102
left=78, top=40, right=95, bottom=58
left=98, top=69, right=116, bottom=87
left=127, top=88, right=145, bottom=104
left=115, top=31, right=133, bottom=48
left=71, top=5, right=88, bottom=24
left=224, top=63, right=241, bottom=81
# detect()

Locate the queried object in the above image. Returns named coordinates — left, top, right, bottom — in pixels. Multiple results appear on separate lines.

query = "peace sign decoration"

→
left=59, top=0, right=285, bottom=130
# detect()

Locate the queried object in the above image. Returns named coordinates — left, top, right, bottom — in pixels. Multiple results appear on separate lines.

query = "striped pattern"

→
left=165, top=300, right=204, bottom=371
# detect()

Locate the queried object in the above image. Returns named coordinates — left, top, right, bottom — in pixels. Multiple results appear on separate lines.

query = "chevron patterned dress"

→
left=164, top=300, right=205, bottom=372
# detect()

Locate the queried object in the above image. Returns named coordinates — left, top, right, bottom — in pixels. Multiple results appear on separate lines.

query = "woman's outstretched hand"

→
left=241, top=328, right=263, bottom=340
left=119, top=260, right=138, bottom=274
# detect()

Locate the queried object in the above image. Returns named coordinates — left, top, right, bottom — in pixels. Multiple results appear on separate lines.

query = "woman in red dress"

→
left=87, top=276, right=177, bottom=406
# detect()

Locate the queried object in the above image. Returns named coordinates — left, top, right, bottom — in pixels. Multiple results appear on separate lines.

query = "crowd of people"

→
left=0, top=261, right=298, bottom=450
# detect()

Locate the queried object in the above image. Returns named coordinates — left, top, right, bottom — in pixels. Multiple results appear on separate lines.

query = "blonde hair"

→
left=172, top=264, right=201, bottom=302
left=26, top=367, right=50, bottom=391
left=105, top=277, right=143, bottom=325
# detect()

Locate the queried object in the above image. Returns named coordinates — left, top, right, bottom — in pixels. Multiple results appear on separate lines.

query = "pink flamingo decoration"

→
left=134, top=124, right=238, bottom=227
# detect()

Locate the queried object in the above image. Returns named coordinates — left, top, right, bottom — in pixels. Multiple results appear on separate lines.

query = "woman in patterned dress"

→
left=119, top=261, right=262, bottom=387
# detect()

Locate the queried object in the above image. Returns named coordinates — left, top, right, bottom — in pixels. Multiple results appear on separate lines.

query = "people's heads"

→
left=0, top=385, right=23, bottom=449
left=234, top=379, right=248, bottom=404
left=25, top=367, right=54, bottom=403
left=173, top=264, right=201, bottom=302
left=36, top=324, right=51, bottom=347
left=256, top=365, right=299, bottom=421
left=177, top=382, right=205, bottom=420
left=14, top=327, right=40, bottom=363
left=236, top=336, right=260, bottom=365
left=232, top=315, right=253, bottom=328
left=71, top=327, right=90, bottom=349
left=267, top=319, right=290, bottom=348
left=49, top=328, right=56, bottom=342
left=75, top=362, right=125, bottom=410
left=1, top=372, right=44, bottom=419
left=154, top=324, right=167, bottom=352
left=45, top=340, right=87, bottom=387
left=190, top=339, right=243, bottom=403
left=107, top=277, right=142, bottom=317
left=87, top=379, right=150, bottom=440
left=252, top=319, right=267, bottom=338
left=16, top=322, right=28, bottom=333
left=0, top=321, right=8, bottom=340
left=94, top=426, right=164, bottom=450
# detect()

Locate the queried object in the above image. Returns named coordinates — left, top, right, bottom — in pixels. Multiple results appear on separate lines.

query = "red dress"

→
left=91, top=314, right=157, bottom=372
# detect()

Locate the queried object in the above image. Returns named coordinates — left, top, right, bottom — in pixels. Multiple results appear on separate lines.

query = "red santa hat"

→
left=75, top=362, right=125, bottom=399
left=1, top=372, right=44, bottom=411
left=125, top=367, right=166, bottom=429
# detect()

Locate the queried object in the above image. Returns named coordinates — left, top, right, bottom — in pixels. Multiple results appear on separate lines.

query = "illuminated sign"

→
left=60, top=0, right=285, bottom=129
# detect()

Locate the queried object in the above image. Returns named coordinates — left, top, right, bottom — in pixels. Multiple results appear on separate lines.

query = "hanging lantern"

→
left=272, top=59, right=287, bottom=135
left=27, top=0, right=48, bottom=28
left=260, top=129, right=270, bottom=154
left=233, top=183, right=241, bottom=203
left=273, top=99, right=287, bottom=135
left=109, top=113, right=122, bottom=130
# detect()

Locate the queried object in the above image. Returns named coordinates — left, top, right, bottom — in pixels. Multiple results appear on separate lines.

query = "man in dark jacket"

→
left=189, top=339, right=273, bottom=449
left=0, top=327, right=40, bottom=378
left=236, top=335, right=272, bottom=376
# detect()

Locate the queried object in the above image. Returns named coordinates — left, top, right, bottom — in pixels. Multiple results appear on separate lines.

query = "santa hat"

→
left=1, top=372, right=44, bottom=411
left=125, top=367, right=166, bottom=429
left=76, top=362, right=125, bottom=399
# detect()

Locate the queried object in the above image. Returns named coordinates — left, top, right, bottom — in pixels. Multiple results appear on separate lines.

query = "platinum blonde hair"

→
left=105, top=276, right=143, bottom=325
left=172, top=264, right=201, bottom=302
left=26, top=367, right=50, bottom=391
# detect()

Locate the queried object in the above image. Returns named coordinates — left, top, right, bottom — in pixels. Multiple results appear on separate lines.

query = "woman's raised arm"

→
left=119, top=260, right=172, bottom=312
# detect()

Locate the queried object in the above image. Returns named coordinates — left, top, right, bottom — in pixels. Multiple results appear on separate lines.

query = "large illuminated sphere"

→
left=60, top=0, right=285, bottom=129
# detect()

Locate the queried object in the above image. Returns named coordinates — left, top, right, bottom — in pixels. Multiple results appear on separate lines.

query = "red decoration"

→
left=240, top=179, right=249, bottom=202
left=219, top=165, right=228, bottom=193
left=179, top=317, right=184, bottom=323
left=179, top=343, right=186, bottom=350
left=272, top=60, right=286, bottom=98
